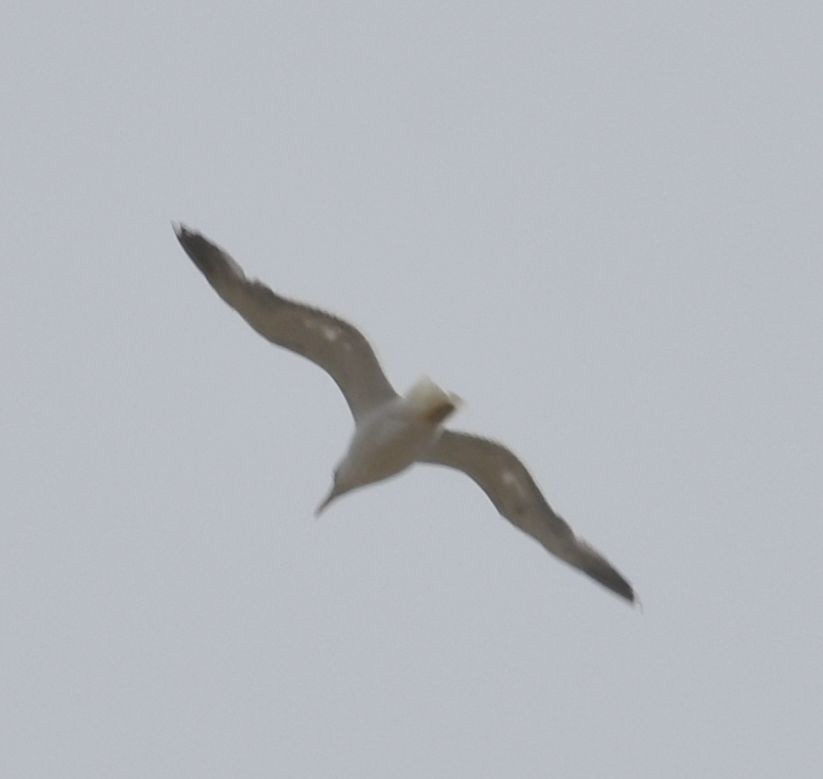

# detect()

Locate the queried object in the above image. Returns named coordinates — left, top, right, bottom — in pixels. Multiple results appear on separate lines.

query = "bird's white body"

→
left=323, top=377, right=460, bottom=510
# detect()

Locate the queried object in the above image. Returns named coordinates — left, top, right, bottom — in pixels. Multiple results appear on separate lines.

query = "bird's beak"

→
left=315, top=486, right=339, bottom=517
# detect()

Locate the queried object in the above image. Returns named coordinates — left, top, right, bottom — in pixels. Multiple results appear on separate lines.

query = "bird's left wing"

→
left=420, top=430, right=635, bottom=603
left=175, top=225, right=397, bottom=420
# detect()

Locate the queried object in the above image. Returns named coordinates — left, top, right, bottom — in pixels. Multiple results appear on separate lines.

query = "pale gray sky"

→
left=3, top=2, right=822, bottom=776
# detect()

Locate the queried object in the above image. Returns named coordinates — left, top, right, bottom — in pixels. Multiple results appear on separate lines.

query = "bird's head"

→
left=315, top=466, right=355, bottom=516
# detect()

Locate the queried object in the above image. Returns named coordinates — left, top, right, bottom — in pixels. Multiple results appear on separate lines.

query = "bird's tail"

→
left=405, top=376, right=462, bottom=424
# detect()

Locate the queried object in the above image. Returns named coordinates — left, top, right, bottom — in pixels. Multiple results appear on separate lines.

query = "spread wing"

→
left=175, top=225, right=397, bottom=420
left=421, top=431, right=635, bottom=602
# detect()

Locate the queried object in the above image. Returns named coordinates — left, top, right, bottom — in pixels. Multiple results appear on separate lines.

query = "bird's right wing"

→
left=421, top=430, right=635, bottom=602
left=175, top=225, right=397, bottom=420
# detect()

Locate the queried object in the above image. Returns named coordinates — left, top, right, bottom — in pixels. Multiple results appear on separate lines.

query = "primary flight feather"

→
left=175, top=224, right=636, bottom=603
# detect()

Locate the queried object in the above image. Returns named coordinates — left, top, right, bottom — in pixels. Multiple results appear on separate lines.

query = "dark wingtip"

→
left=608, top=575, right=636, bottom=605
left=576, top=544, right=636, bottom=605
left=172, top=221, right=198, bottom=248
left=172, top=223, right=228, bottom=281
left=615, top=579, right=637, bottom=605
left=596, top=567, right=636, bottom=605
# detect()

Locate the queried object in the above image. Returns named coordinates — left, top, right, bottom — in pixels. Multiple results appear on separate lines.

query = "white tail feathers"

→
left=405, top=376, right=462, bottom=424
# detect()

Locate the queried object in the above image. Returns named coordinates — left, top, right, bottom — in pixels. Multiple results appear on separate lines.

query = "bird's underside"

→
left=175, top=224, right=636, bottom=604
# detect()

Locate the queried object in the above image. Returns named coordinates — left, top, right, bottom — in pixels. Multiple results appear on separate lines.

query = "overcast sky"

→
left=3, top=2, right=822, bottom=776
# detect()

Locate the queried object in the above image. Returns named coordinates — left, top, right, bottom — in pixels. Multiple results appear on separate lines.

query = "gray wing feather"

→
left=421, top=430, right=635, bottom=602
left=175, top=225, right=397, bottom=420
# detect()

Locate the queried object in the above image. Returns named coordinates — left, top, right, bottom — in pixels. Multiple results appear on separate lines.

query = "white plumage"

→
left=175, top=225, right=636, bottom=603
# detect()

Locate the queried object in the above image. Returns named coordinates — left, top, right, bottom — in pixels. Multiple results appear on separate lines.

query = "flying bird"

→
left=174, top=225, right=636, bottom=603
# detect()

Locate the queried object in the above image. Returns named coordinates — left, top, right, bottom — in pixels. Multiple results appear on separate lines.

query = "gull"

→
left=174, top=225, right=636, bottom=603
